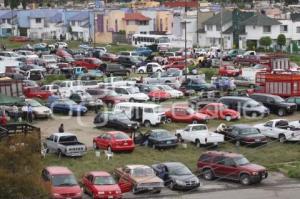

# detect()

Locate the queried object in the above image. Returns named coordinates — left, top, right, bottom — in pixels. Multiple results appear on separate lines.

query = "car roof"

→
left=207, top=103, right=224, bottom=106
left=126, top=165, right=150, bottom=169
left=106, top=131, right=125, bottom=135
left=220, top=96, right=250, bottom=100
left=52, top=132, right=75, bottom=137
left=88, top=171, right=111, bottom=177
left=116, top=102, right=160, bottom=108
left=161, top=162, right=185, bottom=168
left=46, top=166, right=72, bottom=175
left=203, top=151, right=243, bottom=158
left=251, top=93, right=276, bottom=97
left=231, top=124, right=253, bottom=129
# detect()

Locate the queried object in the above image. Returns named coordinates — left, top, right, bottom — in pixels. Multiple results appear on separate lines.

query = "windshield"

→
left=233, top=156, right=250, bottom=166
left=159, top=85, right=172, bottom=91
left=132, top=168, right=154, bottom=177
left=273, top=96, right=285, bottom=103
left=108, top=91, right=118, bottom=97
left=27, top=100, right=41, bottom=107
left=192, top=79, right=205, bottom=84
left=157, top=37, right=170, bottom=44
left=193, top=125, right=207, bottom=131
left=115, top=132, right=130, bottom=140
left=127, top=87, right=139, bottom=94
left=239, top=128, right=260, bottom=135
left=168, top=165, right=192, bottom=176
left=51, top=174, right=78, bottom=187
left=116, top=113, right=129, bottom=120
left=64, top=100, right=77, bottom=105
left=186, top=108, right=195, bottom=114
left=153, top=106, right=163, bottom=113
left=59, top=136, right=78, bottom=143
left=94, top=176, right=116, bottom=185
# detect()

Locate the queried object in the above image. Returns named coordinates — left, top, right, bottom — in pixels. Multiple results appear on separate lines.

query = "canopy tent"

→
left=0, top=94, right=24, bottom=106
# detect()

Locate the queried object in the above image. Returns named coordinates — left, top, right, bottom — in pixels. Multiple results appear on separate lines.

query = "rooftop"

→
left=123, top=12, right=150, bottom=21
left=241, top=14, right=281, bottom=26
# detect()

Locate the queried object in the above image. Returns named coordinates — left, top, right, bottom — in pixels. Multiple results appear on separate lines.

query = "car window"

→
left=296, top=98, right=300, bottom=104
left=224, top=158, right=236, bottom=167
left=199, top=154, right=212, bottom=162
left=264, top=121, right=273, bottom=127
left=213, top=156, right=225, bottom=165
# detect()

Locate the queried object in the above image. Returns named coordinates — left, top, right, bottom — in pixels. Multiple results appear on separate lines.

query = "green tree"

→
left=246, top=40, right=257, bottom=50
left=0, top=135, right=48, bottom=198
left=259, top=36, right=272, bottom=51
left=277, top=34, right=286, bottom=51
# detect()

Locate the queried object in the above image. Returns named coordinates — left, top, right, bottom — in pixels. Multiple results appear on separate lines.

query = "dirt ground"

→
left=35, top=111, right=300, bottom=148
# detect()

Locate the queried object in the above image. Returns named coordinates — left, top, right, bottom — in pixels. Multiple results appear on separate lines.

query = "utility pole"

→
left=94, top=11, right=96, bottom=48
left=220, top=2, right=224, bottom=67
left=11, top=9, right=14, bottom=37
left=184, top=0, right=187, bottom=80
left=196, top=0, right=199, bottom=46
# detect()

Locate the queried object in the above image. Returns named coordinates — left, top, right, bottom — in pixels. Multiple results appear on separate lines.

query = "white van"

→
left=113, top=102, right=166, bottom=127
left=55, top=80, right=84, bottom=97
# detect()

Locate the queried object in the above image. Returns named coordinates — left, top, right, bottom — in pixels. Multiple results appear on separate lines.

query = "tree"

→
left=246, top=40, right=257, bottom=50
left=0, top=135, right=48, bottom=198
left=277, top=34, right=286, bottom=51
left=259, top=36, right=272, bottom=51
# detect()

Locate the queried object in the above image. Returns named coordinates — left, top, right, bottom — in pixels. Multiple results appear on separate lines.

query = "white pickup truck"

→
left=175, top=124, right=224, bottom=147
left=254, top=119, right=300, bottom=142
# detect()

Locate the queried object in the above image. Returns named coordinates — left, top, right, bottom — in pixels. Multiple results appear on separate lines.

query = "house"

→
left=66, top=11, right=91, bottom=42
left=123, top=12, right=151, bottom=37
left=0, top=10, right=18, bottom=37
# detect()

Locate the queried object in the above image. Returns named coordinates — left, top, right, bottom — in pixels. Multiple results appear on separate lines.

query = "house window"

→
left=71, top=21, right=76, bottom=26
left=216, top=25, right=221, bottom=31
left=253, top=25, right=256, bottom=29
left=263, top=26, right=271, bottom=33
left=297, top=27, right=300, bottom=33
left=207, top=25, right=213, bottom=31
left=280, top=25, right=288, bottom=32
left=2, top=19, right=5, bottom=23
left=36, top=18, right=42, bottom=23
left=7, top=19, right=11, bottom=24
left=126, top=21, right=129, bottom=26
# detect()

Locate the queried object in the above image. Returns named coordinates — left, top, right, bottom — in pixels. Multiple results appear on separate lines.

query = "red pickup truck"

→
left=23, top=87, right=51, bottom=100
left=163, top=61, right=186, bottom=70
left=72, top=58, right=102, bottom=70
left=218, top=65, right=241, bottom=76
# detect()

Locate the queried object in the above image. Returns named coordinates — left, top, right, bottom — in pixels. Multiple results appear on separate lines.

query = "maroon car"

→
left=233, top=55, right=260, bottom=66
left=197, top=151, right=268, bottom=185
left=100, top=53, right=118, bottom=62
left=86, top=88, right=127, bottom=107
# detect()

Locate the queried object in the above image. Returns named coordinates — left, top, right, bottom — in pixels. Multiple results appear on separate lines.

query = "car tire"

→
left=166, top=117, right=172, bottom=123
left=203, top=169, right=214, bottom=180
left=251, top=112, right=258, bottom=118
left=225, top=115, right=232, bottom=122
left=279, top=134, right=286, bottom=143
left=165, top=80, right=171, bottom=84
left=192, top=120, right=198, bottom=124
left=132, top=186, right=139, bottom=194
left=169, top=181, right=175, bottom=190
left=177, top=134, right=183, bottom=143
left=278, top=109, right=286, bottom=116
left=195, top=139, right=201, bottom=148
left=240, top=174, right=251, bottom=185
left=93, top=142, right=98, bottom=149
left=144, top=120, right=151, bottom=128
left=138, top=70, right=144, bottom=73
left=129, top=98, right=135, bottom=102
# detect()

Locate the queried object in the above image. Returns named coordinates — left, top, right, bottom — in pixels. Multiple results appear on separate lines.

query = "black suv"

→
left=104, top=63, right=131, bottom=76
left=117, top=56, right=140, bottom=68
left=218, top=96, right=269, bottom=117
left=250, top=93, right=297, bottom=116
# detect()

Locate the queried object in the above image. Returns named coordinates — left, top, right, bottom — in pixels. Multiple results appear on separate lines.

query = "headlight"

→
left=251, top=171, right=258, bottom=175
left=287, top=106, right=290, bottom=109
left=175, top=179, right=186, bottom=186
left=53, top=193, right=61, bottom=197
left=75, top=191, right=82, bottom=196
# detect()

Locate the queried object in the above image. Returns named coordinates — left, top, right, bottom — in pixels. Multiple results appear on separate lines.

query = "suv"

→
left=218, top=96, right=269, bottom=118
left=117, top=56, right=140, bottom=68
left=41, top=166, right=82, bottom=199
left=197, top=151, right=268, bottom=185
left=105, top=63, right=131, bottom=76
left=250, top=93, right=297, bottom=116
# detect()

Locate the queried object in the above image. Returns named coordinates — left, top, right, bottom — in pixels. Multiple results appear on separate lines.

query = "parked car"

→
left=219, top=124, right=268, bottom=146
left=218, top=96, right=270, bottom=117
left=117, top=56, right=140, bottom=68
left=286, top=96, right=300, bottom=111
left=22, top=99, right=52, bottom=119
left=44, top=132, right=87, bottom=157
left=24, top=69, right=45, bottom=81
left=175, top=124, right=224, bottom=147
left=100, top=53, right=119, bottom=62
left=42, top=166, right=82, bottom=199
left=17, top=50, right=38, bottom=59
left=250, top=93, right=297, bottom=116
left=233, top=55, right=260, bottom=66
left=199, top=103, right=240, bottom=121
left=86, top=88, right=127, bottom=107
left=93, top=131, right=135, bottom=152
left=144, top=69, right=185, bottom=85
left=40, top=84, right=60, bottom=95
left=69, top=90, right=103, bottom=110
left=163, top=61, right=186, bottom=70
left=102, top=63, right=130, bottom=76
left=73, top=58, right=103, bottom=70
left=113, top=86, right=149, bottom=102
left=152, top=162, right=200, bottom=190
left=136, top=84, right=171, bottom=101
left=234, top=76, right=256, bottom=88
left=165, top=107, right=210, bottom=124
left=23, top=87, right=52, bottom=100
left=218, top=65, right=241, bottom=77
left=48, top=98, right=88, bottom=116
left=137, top=62, right=163, bottom=73
left=197, top=151, right=268, bottom=185
left=114, top=165, right=164, bottom=193
left=254, top=119, right=300, bottom=142
left=82, top=171, right=122, bottom=199
left=181, top=78, right=215, bottom=92
left=211, top=76, right=236, bottom=90
left=156, top=85, right=184, bottom=98
left=146, top=129, right=178, bottom=149
left=223, top=49, right=245, bottom=61
left=134, top=47, right=152, bottom=57
left=94, top=112, right=139, bottom=132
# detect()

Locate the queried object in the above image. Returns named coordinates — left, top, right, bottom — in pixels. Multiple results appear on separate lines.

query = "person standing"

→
left=27, top=104, right=33, bottom=123
left=58, top=124, right=64, bottom=133
left=12, top=105, right=19, bottom=122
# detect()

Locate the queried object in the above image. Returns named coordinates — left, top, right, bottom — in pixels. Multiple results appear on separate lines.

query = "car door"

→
left=222, top=157, right=240, bottom=180
left=118, top=168, right=133, bottom=193
left=211, top=156, right=226, bottom=177
left=226, top=127, right=239, bottom=141
left=96, top=134, right=107, bottom=149
left=173, top=108, right=187, bottom=122
left=83, top=175, right=94, bottom=195
left=260, top=121, right=276, bottom=138
left=45, top=135, right=55, bottom=152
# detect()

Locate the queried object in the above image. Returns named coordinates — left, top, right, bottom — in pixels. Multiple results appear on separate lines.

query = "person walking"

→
left=27, top=104, right=33, bottom=123
left=58, top=124, right=64, bottom=133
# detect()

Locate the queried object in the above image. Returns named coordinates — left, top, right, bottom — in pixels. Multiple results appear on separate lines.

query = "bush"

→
left=200, top=68, right=218, bottom=81
left=42, top=75, right=66, bottom=85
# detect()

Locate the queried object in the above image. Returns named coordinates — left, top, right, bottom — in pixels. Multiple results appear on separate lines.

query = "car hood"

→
left=281, top=102, right=297, bottom=107
left=32, top=106, right=51, bottom=113
left=52, top=185, right=81, bottom=195
left=240, top=133, right=266, bottom=139
left=170, top=174, right=199, bottom=182
left=239, top=163, right=266, bottom=172
left=223, top=109, right=239, bottom=116
left=93, top=184, right=121, bottom=192
left=132, top=176, right=163, bottom=184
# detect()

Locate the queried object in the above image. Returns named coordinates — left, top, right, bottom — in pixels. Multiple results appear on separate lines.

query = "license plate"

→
left=255, top=139, right=260, bottom=142
left=108, top=196, right=113, bottom=199
left=124, top=142, right=128, bottom=145
left=66, top=198, right=71, bottom=199
left=167, top=141, right=171, bottom=144
left=213, top=142, right=218, bottom=145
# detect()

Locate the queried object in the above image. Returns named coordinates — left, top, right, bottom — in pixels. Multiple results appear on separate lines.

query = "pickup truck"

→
left=44, top=132, right=87, bottom=157
left=254, top=119, right=300, bottom=142
left=175, top=124, right=224, bottom=147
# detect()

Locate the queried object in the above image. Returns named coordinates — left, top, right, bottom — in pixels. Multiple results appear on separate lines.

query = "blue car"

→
left=47, top=96, right=88, bottom=116
left=134, top=47, right=152, bottom=57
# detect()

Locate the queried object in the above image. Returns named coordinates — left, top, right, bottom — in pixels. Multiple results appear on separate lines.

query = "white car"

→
left=254, top=119, right=300, bottom=142
left=40, top=84, right=61, bottom=94
left=156, top=85, right=183, bottom=98
left=175, top=124, right=224, bottom=147
left=0, top=51, right=22, bottom=61
left=22, top=99, right=52, bottom=119
left=114, top=86, right=149, bottom=102
left=16, top=50, right=39, bottom=59
left=55, top=42, right=68, bottom=48
left=137, top=62, right=163, bottom=73
left=290, top=120, right=300, bottom=128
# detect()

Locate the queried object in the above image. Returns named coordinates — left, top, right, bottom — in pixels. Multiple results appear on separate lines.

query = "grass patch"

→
left=289, top=54, right=300, bottom=65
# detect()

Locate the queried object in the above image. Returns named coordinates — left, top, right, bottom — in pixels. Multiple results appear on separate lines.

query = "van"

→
left=113, top=102, right=166, bottom=127
left=218, top=96, right=269, bottom=117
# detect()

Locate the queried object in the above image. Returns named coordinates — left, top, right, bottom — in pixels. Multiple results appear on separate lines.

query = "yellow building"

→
left=156, top=10, right=173, bottom=34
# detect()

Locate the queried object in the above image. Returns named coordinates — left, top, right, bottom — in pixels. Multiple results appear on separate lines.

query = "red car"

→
left=165, top=107, right=210, bottom=124
left=199, top=103, right=240, bottom=121
left=163, top=61, right=186, bottom=70
left=86, top=89, right=127, bottom=107
left=23, top=87, right=52, bottom=100
left=56, top=49, right=72, bottom=58
left=197, top=151, right=268, bottom=185
left=233, top=55, right=260, bottom=66
left=218, top=65, right=241, bottom=76
left=9, top=36, right=31, bottom=42
left=42, top=166, right=82, bottom=199
left=148, top=89, right=171, bottom=101
left=100, top=53, right=118, bottom=62
left=93, top=131, right=135, bottom=152
left=73, top=58, right=102, bottom=70
left=82, top=171, right=122, bottom=199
